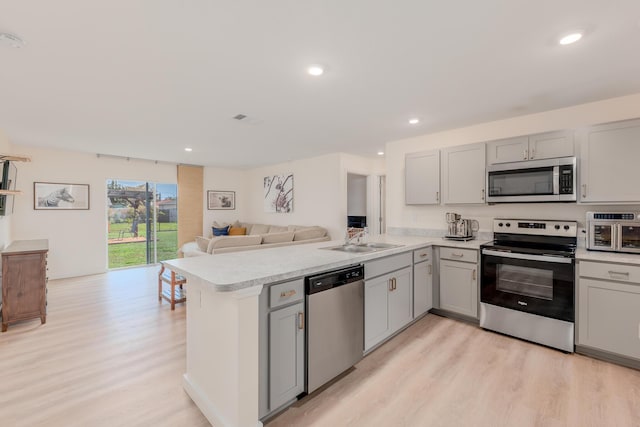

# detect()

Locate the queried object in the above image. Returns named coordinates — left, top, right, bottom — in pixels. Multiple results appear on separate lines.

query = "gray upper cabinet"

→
left=487, top=131, right=574, bottom=164
left=441, top=142, right=486, bottom=204
left=405, top=150, right=440, bottom=205
left=578, top=261, right=640, bottom=361
left=486, top=136, right=529, bottom=164
left=528, top=130, right=574, bottom=160
left=579, top=119, right=640, bottom=203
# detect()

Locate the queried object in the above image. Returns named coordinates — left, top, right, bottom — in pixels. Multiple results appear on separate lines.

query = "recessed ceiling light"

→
left=307, top=65, right=324, bottom=76
left=559, top=32, right=583, bottom=45
left=377, top=151, right=385, bottom=156
left=408, top=118, right=420, bottom=125
left=0, top=33, right=26, bottom=48
left=184, top=148, right=193, bottom=152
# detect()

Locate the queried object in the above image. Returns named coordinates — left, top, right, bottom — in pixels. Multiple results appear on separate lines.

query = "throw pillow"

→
left=212, top=221, right=229, bottom=228
left=228, top=227, right=247, bottom=236
left=293, top=227, right=327, bottom=241
left=212, top=225, right=230, bottom=236
left=195, top=236, right=211, bottom=252
left=262, top=231, right=295, bottom=244
left=249, top=223, right=270, bottom=235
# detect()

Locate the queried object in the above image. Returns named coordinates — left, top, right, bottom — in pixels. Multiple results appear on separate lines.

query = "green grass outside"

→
left=108, top=222, right=178, bottom=268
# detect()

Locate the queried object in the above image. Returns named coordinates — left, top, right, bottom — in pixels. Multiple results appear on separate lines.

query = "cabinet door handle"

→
left=530, top=147, right=535, bottom=159
left=298, top=312, right=304, bottom=330
left=388, top=279, right=393, bottom=291
left=523, top=149, right=528, bottom=160
left=427, top=264, right=432, bottom=275
left=582, top=184, right=587, bottom=198
left=280, top=289, right=296, bottom=298
left=451, top=252, right=464, bottom=258
left=472, top=269, right=477, bottom=281
left=608, top=270, right=630, bottom=278
left=481, top=189, right=485, bottom=201
left=436, top=191, right=440, bottom=203
left=419, top=253, right=428, bottom=258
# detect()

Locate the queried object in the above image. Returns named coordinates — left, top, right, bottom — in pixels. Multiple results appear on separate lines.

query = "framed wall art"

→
left=264, top=174, right=293, bottom=213
left=34, top=182, right=90, bottom=210
left=207, top=190, right=235, bottom=210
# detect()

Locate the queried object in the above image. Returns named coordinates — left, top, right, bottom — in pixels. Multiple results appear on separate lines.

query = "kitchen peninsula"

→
left=165, top=235, right=484, bottom=427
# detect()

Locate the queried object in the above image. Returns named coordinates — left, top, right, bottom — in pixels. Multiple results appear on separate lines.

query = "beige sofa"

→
left=180, top=222, right=330, bottom=257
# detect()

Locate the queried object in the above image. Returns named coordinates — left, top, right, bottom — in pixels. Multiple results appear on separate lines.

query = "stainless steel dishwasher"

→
left=305, top=264, right=364, bottom=394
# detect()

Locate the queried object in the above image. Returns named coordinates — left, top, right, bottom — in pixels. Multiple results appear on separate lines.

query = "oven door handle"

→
left=482, top=249, right=573, bottom=264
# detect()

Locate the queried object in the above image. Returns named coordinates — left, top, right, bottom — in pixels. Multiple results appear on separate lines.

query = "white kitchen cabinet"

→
left=579, top=119, right=640, bottom=203
left=405, top=150, right=440, bottom=205
left=487, top=131, right=574, bottom=164
left=441, top=143, right=486, bottom=204
left=413, top=247, right=433, bottom=318
left=578, top=261, right=640, bottom=361
left=364, top=266, right=412, bottom=351
left=269, top=301, right=305, bottom=410
left=439, top=257, right=478, bottom=319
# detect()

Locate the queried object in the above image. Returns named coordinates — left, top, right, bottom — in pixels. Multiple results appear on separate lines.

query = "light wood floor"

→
left=268, top=315, right=640, bottom=427
left=2, top=267, right=639, bottom=427
left=0, top=266, right=209, bottom=427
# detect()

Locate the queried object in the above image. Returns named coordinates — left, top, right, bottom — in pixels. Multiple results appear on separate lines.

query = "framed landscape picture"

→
left=207, top=190, right=235, bottom=210
left=34, top=182, right=90, bottom=210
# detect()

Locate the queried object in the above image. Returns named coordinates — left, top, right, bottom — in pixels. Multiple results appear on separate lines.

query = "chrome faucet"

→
left=345, top=227, right=368, bottom=245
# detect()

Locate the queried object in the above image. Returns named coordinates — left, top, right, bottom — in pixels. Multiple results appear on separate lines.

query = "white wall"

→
left=244, top=153, right=344, bottom=241
left=11, top=145, right=176, bottom=279
left=385, top=93, right=640, bottom=238
left=0, top=129, right=12, bottom=250
left=202, top=167, right=249, bottom=236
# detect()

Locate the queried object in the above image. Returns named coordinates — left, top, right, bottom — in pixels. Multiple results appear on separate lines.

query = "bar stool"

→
left=158, top=262, right=187, bottom=310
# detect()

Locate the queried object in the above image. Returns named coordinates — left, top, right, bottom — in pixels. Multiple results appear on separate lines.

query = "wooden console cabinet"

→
left=1, top=239, right=49, bottom=332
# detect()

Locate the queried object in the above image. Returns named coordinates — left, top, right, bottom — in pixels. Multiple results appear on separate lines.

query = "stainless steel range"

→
left=480, top=219, right=577, bottom=352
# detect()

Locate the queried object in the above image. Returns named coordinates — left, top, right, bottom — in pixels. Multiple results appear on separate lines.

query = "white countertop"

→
left=165, top=235, right=490, bottom=292
left=576, top=248, right=640, bottom=266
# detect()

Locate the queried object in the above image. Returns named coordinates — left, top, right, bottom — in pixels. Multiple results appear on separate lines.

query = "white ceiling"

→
left=2, top=1, right=640, bottom=168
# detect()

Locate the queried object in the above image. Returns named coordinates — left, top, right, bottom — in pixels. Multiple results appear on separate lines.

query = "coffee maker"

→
left=445, top=212, right=478, bottom=241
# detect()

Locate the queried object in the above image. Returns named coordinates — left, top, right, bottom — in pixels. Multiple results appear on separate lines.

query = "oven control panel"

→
left=493, top=219, right=577, bottom=237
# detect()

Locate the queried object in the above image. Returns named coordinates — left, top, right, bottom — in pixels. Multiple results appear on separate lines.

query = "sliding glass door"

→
left=107, top=180, right=178, bottom=269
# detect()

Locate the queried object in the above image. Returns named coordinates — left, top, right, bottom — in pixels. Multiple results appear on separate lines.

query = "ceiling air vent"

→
left=233, top=114, right=247, bottom=121
left=0, top=33, right=26, bottom=48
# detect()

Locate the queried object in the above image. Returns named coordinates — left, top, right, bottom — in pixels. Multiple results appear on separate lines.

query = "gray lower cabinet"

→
left=439, top=250, right=478, bottom=318
left=269, top=301, right=305, bottom=411
left=578, top=261, right=640, bottom=361
left=259, top=278, right=305, bottom=419
left=413, top=247, right=433, bottom=318
left=364, top=266, right=412, bottom=351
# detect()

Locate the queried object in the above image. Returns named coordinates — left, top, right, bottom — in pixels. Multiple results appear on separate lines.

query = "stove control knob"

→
left=555, top=225, right=560, bottom=230
left=498, top=222, right=504, bottom=227
left=506, top=222, right=511, bottom=227
left=564, top=225, right=570, bottom=230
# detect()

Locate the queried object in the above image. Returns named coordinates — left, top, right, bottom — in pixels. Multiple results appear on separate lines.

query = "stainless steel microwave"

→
left=486, top=157, right=576, bottom=203
left=587, top=212, right=640, bottom=254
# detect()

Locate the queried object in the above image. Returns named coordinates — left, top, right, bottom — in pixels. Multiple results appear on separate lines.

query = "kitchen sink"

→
left=361, top=242, right=402, bottom=249
left=323, top=242, right=403, bottom=253
left=326, top=244, right=377, bottom=253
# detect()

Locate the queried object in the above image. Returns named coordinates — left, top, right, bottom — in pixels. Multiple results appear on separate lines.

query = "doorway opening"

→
left=107, top=179, right=178, bottom=269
